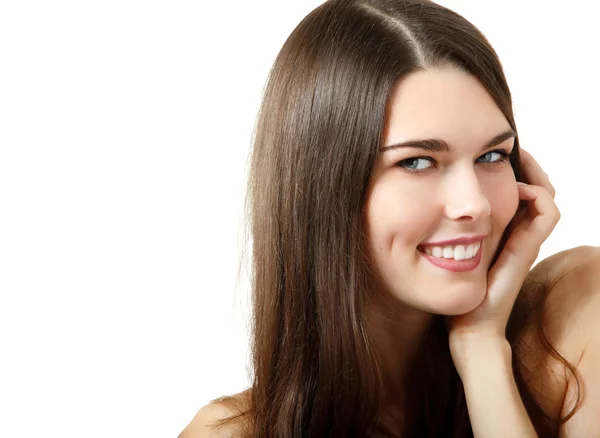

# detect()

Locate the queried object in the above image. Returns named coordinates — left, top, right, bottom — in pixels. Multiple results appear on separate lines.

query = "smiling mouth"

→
left=417, top=240, right=483, bottom=261
left=417, top=242, right=483, bottom=272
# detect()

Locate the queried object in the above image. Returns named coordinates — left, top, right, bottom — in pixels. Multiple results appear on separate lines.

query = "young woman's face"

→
left=364, top=66, right=519, bottom=315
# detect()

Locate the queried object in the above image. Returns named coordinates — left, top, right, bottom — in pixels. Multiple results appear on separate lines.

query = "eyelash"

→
left=394, top=149, right=511, bottom=174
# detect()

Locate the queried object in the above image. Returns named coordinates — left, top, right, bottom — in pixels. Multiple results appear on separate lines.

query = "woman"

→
left=182, top=0, right=599, bottom=436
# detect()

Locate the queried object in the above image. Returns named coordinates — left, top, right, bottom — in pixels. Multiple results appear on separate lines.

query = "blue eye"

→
left=477, top=150, right=510, bottom=164
left=395, top=149, right=510, bottom=174
left=397, top=157, right=434, bottom=171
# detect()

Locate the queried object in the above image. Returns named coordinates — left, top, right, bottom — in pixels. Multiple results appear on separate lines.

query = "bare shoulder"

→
left=519, top=245, right=600, bottom=348
left=524, top=244, right=600, bottom=353
left=537, top=245, right=600, bottom=435
left=178, top=403, right=234, bottom=438
left=528, top=244, right=600, bottom=283
left=537, top=245, right=600, bottom=338
left=178, top=390, right=252, bottom=438
left=516, top=245, right=600, bottom=417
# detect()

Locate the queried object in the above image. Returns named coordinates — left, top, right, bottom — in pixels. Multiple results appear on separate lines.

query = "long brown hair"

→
left=211, top=0, right=581, bottom=436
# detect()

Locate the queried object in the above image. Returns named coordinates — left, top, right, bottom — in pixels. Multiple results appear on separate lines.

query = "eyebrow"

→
left=380, top=128, right=517, bottom=153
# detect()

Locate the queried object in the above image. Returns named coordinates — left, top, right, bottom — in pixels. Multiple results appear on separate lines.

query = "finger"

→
left=492, top=184, right=559, bottom=278
left=520, top=149, right=555, bottom=198
left=513, top=183, right=560, bottom=252
left=519, top=149, right=556, bottom=199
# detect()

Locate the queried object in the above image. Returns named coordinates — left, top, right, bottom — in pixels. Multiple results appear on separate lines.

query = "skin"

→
left=363, top=64, right=521, bottom=402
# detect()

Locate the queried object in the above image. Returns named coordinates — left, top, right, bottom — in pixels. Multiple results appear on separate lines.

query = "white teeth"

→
left=453, top=245, right=466, bottom=261
left=442, top=246, right=454, bottom=259
left=422, top=241, right=481, bottom=261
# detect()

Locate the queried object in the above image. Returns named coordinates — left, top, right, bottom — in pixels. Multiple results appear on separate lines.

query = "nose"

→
left=443, top=167, right=491, bottom=221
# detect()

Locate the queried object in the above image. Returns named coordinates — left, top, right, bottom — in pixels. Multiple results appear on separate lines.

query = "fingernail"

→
left=517, top=182, right=528, bottom=185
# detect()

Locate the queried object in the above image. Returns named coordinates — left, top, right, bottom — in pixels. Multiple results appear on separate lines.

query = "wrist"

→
left=449, top=335, right=512, bottom=377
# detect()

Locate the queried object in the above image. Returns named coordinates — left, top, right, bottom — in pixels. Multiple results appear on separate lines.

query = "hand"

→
left=446, top=148, right=560, bottom=346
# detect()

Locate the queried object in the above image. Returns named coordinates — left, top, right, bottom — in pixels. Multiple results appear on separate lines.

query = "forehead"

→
left=383, top=67, right=510, bottom=148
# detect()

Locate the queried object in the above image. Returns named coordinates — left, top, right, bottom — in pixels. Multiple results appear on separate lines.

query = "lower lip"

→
left=418, top=242, right=483, bottom=272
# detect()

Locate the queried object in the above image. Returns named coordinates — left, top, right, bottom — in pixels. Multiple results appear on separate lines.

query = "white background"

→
left=0, top=1, right=597, bottom=437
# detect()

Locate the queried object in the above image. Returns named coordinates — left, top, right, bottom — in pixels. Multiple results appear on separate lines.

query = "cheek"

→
left=364, top=183, right=432, bottom=253
left=488, top=179, right=520, bottom=227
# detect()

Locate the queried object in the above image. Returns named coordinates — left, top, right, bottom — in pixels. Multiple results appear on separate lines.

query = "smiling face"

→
left=364, top=66, right=520, bottom=316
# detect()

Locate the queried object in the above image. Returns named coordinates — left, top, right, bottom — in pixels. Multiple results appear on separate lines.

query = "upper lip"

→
left=419, top=234, right=488, bottom=248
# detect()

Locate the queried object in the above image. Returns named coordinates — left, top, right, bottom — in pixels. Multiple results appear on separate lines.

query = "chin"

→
left=435, top=286, right=487, bottom=316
